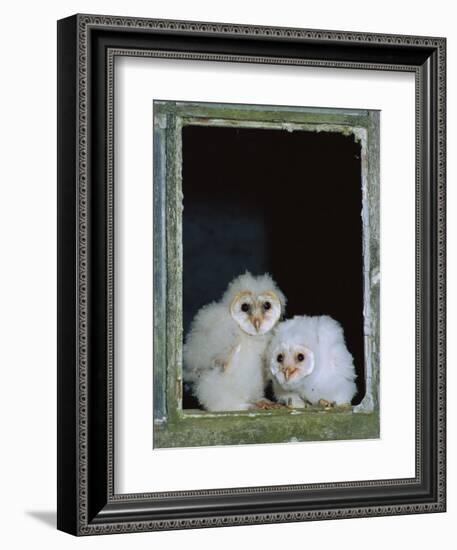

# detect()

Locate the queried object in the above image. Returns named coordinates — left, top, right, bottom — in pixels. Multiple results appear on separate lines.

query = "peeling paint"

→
left=154, top=417, right=168, bottom=426
left=372, top=269, right=381, bottom=286
left=154, top=112, right=167, bottom=129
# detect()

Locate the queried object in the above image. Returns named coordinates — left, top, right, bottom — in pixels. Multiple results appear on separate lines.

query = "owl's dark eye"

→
left=241, top=303, right=250, bottom=313
left=263, top=301, right=271, bottom=310
left=277, top=354, right=284, bottom=363
left=297, top=353, right=305, bottom=362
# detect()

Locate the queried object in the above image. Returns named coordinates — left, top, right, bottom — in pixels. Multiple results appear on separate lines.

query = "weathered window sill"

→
left=154, top=409, right=380, bottom=449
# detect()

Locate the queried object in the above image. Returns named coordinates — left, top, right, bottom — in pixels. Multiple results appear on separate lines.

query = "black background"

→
left=182, top=124, right=365, bottom=406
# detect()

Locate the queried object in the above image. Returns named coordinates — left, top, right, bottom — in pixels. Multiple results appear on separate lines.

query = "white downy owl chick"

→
left=267, top=315, right=357, bottom=408
left=183, top=272, right=286, bottom=411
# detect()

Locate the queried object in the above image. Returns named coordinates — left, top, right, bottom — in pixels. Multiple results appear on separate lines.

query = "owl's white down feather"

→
left=268, top=315, right=357, bottom=406
left=183, top=272, right=285, bottom=411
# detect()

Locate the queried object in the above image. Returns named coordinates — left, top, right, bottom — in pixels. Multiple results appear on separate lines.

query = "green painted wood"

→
left=152, top=110, right=167, bottom=424
left=165, top=112, right=184, bottom=423
left=154, top=99, right=374, bottom=127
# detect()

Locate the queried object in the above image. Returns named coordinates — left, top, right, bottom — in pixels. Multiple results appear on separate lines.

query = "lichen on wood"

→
left=154, top=409, right=380, bottom=448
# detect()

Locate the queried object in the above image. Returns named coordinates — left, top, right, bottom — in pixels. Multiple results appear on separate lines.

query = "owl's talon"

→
left=255, top=399, right=273, bottom=409
left=255, top=399, right=286, bottom=410
left=318, top=399, right=335, bottom=409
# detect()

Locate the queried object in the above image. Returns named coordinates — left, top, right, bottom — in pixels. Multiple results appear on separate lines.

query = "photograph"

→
left=153, top=100, right=380, bottom=448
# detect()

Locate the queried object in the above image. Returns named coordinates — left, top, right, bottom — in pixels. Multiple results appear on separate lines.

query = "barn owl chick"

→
left=267, top=315, right=357, bottom=408
left=183, top=272, right=286, bottom=411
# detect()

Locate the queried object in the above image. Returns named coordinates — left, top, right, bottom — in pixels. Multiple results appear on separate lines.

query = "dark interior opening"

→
left=181, top=123, right=365, bottom=408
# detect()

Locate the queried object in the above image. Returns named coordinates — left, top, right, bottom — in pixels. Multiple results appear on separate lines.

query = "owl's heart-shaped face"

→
left=230, top=291, right=282, bottom=336
left=270, top=344, right=315, bottom=387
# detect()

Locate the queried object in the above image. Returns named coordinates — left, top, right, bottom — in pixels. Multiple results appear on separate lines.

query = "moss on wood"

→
left=154, top=409, right=379, bottom=448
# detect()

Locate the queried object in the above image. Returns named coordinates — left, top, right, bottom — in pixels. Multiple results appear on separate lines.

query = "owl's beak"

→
left=252, top=317, right=261, bottom=331
left=283, top=366, right=298, bottom=380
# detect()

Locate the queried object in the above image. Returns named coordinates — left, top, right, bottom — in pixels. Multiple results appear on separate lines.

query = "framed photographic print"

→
left=57, top=14, right=446, bottom=535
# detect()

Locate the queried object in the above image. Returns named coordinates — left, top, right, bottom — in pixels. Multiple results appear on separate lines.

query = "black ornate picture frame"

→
left=57, top=13, right=446, bottom=535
